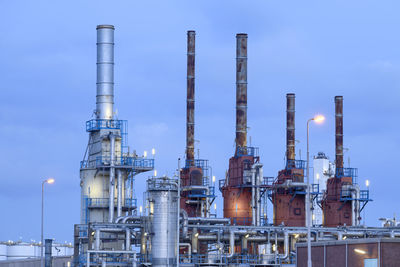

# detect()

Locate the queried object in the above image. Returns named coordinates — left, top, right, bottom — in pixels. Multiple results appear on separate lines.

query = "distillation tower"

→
left=79, top=25, right=154, bottom=225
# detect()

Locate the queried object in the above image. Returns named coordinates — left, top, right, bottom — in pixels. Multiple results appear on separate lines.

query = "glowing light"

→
left=272, top=244, right=276, bottom=252
left=313, top=115, right=325, bottom=123
left=214, top=203, right=217, bottom=211
left=316, top=173, right=320, bottom=180
left=294, top=234, right=299, bottom=239
left=366, top=180, right=370, bottom=187
left=152, top=148, right=156, bottom=156
left=343, top=236, right=347, bottom=240
left=144, top=151, right=148, bottom=158
left=245, top=234, right=249, bottom=238
left=139, top=206, right=143, bottom=214
left=212, top=176, right=216, bottom=183
left=47, top=178, right=55, bottom=184
left=194, top=232, right=199, bottom=238
left=354, top=248, right=366, bottom=255
left=154, top=170, right=157, bottom=177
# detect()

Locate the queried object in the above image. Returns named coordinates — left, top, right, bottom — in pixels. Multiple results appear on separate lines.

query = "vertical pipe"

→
left=235, top=33, right=248, bottom=153
left=335, top=96, right=344, bottom=171
left=256, top=165, right=262, bottom=226
left=251, top=167, right=256, bottom=225
left=44, top=239, right=52, bottom=267
left=117, top=170, right=122, bottom=218
left=96, top=25, right=115, bottom=120
left=126, top=229, right=131, bottom=250
left=109, top=134, right=116, bottom=223
left=95, top=229, right=100, bottom=250
left=286, top=93, right=296, bottom=164
left=186, top=31, right=196, bottom=164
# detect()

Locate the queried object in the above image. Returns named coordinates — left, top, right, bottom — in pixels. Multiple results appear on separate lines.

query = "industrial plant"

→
left=52, top=25, right=400, bottom=266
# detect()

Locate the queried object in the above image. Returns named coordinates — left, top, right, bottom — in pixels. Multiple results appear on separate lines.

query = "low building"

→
left=296, top=238, right=400, bottom=267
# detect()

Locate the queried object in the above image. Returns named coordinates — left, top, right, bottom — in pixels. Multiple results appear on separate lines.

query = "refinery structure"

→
left=68, top=25, right=400, bottom=267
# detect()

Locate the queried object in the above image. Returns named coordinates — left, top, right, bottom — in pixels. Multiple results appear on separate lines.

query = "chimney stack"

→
left=335, top=96, right=344, bottom=171
left=286, top=93, right=296, bottom=162
left=235, top=33, right=248, bottom=153
left=186, top=31, right=196, bottom=163
left=96, top=25, right=115, bottom=120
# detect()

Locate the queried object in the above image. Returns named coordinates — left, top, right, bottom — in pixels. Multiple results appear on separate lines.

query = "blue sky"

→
left=1, top=1, right=400, bottom=243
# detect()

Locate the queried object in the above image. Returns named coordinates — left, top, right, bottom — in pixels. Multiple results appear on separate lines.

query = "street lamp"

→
left=306, top=115, right=325, bottom=267
left=41, top=178, right=54, bottom=267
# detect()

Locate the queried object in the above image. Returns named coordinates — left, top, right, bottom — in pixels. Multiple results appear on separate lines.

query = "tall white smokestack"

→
left=96, top=25, right=114, bottom=120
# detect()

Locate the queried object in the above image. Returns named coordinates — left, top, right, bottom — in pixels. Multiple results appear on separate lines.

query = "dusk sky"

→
left=1, top=1, right=400, bottom=243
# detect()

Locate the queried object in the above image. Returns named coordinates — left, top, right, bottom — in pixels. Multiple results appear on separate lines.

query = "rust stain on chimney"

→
left=335, top=96, right=344, bottom=171
left=186, top=31, right=196, bottom=163
left=235, top=33, right=248, bottom=153
left=286, top=93, right=295, bottom=162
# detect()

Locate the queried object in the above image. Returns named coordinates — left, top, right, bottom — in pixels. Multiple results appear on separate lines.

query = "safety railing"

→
left=232, top=217, right=252, bottom=226
left=236, top=146, right=259, bottom=157
left=147, top=177, right=178, bottom=191
left=185, top=159, right=209, bottom=169
left=94, top=156, right=154, bottom=169
left=262, top=176, right=275, bottom=186
left=286, top=159, right=306, bottom=170
left=86, top=198, right=137, bottom=208
left=336, top=167, right=358, bottom=182
left=359, top=190, right=370, bottom=201
left=86, top=119, right=126, bottom=132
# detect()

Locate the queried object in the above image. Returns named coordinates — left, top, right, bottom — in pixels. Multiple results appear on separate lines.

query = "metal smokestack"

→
left=96, top=25, right=115, bottom=120
left=286, top=93, right=295, bottom=162
left=335, top=96, right=344, bottom=171
left=235, top=33, right=248, bottom=153
left=186, top=30, right=195, bottom=163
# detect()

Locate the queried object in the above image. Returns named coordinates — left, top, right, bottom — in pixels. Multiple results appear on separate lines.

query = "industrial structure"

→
left=312, top=152, right=334, bottom=225
left=219, top=33, right=264, bottom=228
left=271, top=93, right=309, bottom=227
left=69, top=25, right=396, bottom=267
left=321, top=96, right=370, bottom=227
left=180, top=30, right=215, bottom=219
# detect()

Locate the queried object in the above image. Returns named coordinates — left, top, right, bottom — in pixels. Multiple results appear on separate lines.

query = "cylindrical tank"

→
left=7, top=243, right=36, bottom=259
left=0, top=244, right=7, bottom=260
left=148, top=177, right=178, bottom=267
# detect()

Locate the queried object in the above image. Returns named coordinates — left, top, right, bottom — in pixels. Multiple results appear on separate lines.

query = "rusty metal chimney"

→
left=186, top=30, right=195, bottom=164
left=235, top=33, right=248, bottom=153
left=335, top=96, right=344, bottom=171
left=286, top=93, right=295, bottom=163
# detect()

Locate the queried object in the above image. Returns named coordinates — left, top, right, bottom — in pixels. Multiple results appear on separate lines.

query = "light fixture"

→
left=144, top=151, right=148, bottom=158
left=151, top=148, right=156, bottom=156
left=366, top=180, right=370, bottom=187
left=354, top=248, right=366, bottom=255
left=46, top=178, right=55, bottom=184
left=212, top=176, right=216, bottom=183
left=313, top=115, right=325, bottom=123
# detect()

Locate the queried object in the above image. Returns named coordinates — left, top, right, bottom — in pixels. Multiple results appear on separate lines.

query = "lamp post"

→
left=306, top=115, right=324, bottom=267
left=41, top=178, right=54, bottom=267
